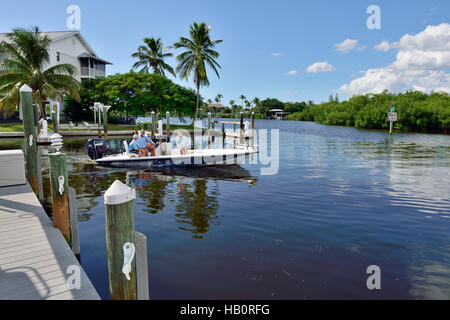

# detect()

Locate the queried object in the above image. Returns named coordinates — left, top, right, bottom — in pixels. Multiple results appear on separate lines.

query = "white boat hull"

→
left=95, top=148, right=258, bottom=168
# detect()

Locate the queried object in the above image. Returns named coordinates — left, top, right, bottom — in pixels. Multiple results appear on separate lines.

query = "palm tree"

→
left=244, top=100, right=251, bottom=109
left=229, top=99, right=235, bottom=108
left=132, top=37, right=175, bottom=76
left=215, top=93, right=223, bottom=104
left=239, top=94, right=246, bottom=109
left=174, top=22, right=222, bottom=121
left=252, top=97, right=260, bottom=112
left=0, top=26, right=80, bottom=117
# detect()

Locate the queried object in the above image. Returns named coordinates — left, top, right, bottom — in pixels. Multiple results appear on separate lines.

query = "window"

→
left=80, top=58, right=88, bottom=68
left=56, top=52, right=60, bottom=62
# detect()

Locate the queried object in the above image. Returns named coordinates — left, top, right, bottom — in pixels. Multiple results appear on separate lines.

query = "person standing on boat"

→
left=172, top=130, right=190, bottom=155
left=137, top=129, right=155, bottom=157
left=128, top=134, right=139, bottom=154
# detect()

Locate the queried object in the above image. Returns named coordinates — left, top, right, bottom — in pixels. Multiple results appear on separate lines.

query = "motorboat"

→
left=87, top=138, right=258, bottom=168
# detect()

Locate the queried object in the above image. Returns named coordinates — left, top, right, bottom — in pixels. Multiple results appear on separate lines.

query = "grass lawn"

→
left=0, top=122, right=54, bottom=132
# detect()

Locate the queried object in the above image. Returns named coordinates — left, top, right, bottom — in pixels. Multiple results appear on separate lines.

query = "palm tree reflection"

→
left=174, top=178, right=219, bottom=239
left=126, top=166, right=257, bottom=238
left=129, top=172, right=170, bottom=214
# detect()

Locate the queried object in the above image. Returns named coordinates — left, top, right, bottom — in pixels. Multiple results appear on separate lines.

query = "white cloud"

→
left=306, top=62, right=335, bottom=73
left=272, top=52, right=283, bottom=56
left=285, top=70, right=298, bottom=76
left=339, top=23, right=450, bottom=96
left=335, top=39, right=359, bottom=52
left=374, top=41, right=391, bottom=51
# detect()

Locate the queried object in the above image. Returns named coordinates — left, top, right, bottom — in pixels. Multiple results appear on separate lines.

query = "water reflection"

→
left=174, top=179, right=220, bottom=239
left=125, top=166, right=256, bottom=238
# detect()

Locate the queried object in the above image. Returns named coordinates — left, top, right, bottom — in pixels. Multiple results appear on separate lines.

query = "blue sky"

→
left=0, top=0, right=449, bottom=104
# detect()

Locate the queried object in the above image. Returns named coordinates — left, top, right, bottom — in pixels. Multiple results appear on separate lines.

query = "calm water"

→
left=1, top=120, right=449, bottom=299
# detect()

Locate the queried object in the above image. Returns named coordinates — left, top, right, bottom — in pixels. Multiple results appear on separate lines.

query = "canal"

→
left=1, top=120, right=449, bottom=299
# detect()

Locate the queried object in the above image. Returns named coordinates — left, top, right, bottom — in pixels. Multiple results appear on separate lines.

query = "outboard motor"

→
left=87, top=138, right=110, bottom=160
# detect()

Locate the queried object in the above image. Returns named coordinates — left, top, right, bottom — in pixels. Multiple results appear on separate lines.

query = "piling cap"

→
left=20, top=84, right=32, bottom=92
left=104, top=180, right=136, bottom=205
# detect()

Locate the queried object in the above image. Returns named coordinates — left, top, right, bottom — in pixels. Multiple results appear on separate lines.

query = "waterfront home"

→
left=0, top=31, right=112, bottom=119
left=0, top=30, right=112, bottom=82
left=268, top=109, right=290, bottom=120
left=207, top=103, right=227, bottom=115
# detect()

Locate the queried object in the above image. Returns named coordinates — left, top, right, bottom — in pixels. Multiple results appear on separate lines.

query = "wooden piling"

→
left=240, top=112, right=244, bottom=144
left=135, top=231, right=149, bottom=300
left=212, top=121, right=215, bottom=143
left=20, top=84, right=38, bottom=195
left=103, top=107, right=108, bottom=139
left=51, top=104, right=58, bottom=133
left=104, top=180, right=137, bottom=300
left=166, top=111, right=170, bottom=137
left=222, top=123, right=225, bottom=147
left=36, top=151, right=43, bottom=201
left=151, top=111, right=156, bottom=140
left=251, top=112, right=255, bottom=130
left=69, top=186, right=81, bottom=261
left=97, top=106, right=102, bottom=138
left=251, top=112, right=255, bottom=148
left=49, top=152, right=71, bottom=244
left=208, top=112, right=211, bottom=129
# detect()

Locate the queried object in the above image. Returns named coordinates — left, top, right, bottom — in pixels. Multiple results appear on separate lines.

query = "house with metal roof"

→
left=0, top=31, right=112, bottom=82
left=268, top=109, right=290, bottom=120
left=207, top=103, right=227, bottom=114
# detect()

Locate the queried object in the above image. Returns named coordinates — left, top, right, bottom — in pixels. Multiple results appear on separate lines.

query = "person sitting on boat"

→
left=137, top=129, right=155, bottom=157
left=172, top=130, right=190, bottom=155
left=146, top=132, right=157, bottom=156
left=128, top=134, right=139, bottom=154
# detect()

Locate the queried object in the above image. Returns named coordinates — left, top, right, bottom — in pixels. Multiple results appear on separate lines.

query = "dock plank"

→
left=0, top=183, right=100, bottom=300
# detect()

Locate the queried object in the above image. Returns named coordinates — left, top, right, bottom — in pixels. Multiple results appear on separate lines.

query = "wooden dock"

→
left=0, top=183, right=100, bottom=300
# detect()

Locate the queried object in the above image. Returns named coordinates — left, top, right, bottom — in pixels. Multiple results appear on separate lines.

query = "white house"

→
left=0, top=31, right=112, bottom=119
left=0, top=30, right=112, bottom=82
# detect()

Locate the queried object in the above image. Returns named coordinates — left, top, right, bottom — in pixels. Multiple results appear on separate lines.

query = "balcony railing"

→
left=80, top=67, right=106, bottom=78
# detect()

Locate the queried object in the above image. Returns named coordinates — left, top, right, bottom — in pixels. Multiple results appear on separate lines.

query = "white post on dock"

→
left=69, top=186, right=81, bottom=261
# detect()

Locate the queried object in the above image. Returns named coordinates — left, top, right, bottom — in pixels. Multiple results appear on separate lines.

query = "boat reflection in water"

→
left=125, top=165, right=257, bottom=239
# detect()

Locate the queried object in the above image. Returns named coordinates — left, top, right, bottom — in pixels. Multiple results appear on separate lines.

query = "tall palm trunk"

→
left=41, top=101, right=47, bottom=119
left=195, top=77, right=200, bottom=122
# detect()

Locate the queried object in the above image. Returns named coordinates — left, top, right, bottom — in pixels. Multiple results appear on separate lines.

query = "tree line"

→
left=64, top=72, right=197, bottom=121
left=285, top=91, right=450, bottom=133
